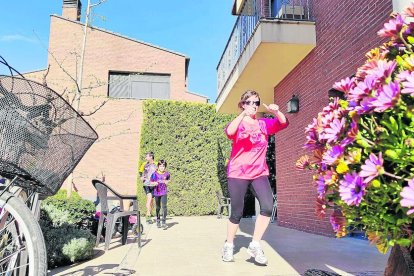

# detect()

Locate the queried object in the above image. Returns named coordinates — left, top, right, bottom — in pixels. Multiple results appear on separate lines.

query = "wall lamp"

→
left=287, top=94, right=299, bottom=113
left=328, top=88, right=345, bottom=100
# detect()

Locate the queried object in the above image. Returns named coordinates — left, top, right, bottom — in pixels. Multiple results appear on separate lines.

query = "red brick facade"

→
left=274, top=0, right=393, bottom=235
left=25, top=11, right=207, bottom=200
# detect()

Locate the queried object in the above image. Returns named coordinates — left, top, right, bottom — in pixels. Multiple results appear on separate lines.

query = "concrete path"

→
left=50, top=216, right=389, bottom=276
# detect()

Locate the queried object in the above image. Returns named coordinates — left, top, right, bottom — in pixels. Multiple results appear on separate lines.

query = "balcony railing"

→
left=217, top=0, right=314, bottom=95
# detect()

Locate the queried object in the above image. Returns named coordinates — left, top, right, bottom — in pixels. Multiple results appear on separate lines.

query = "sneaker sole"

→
left=222, top=256, right=234, bottom=262
left=246, top=248, right=268, bottom=265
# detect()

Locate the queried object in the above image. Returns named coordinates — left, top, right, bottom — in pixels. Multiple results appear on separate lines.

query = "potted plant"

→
left=296, top=4, right=414, bottom=275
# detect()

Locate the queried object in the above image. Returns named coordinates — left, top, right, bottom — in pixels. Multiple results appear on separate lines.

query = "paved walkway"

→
left=50, top=216, right=388, bottom=276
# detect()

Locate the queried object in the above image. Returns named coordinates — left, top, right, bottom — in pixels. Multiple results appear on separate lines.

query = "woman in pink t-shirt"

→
left=221, top=90, right=289, bottom=265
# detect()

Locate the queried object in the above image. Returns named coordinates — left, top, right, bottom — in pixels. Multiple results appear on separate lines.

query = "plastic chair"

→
left=216, top=190, right=231, bottom=218
left=92, top=179, right=141, bottom=250
left=270, top=194, right=277, bottom=223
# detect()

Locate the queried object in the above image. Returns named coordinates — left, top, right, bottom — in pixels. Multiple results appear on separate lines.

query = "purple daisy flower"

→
left=401, top=71, right=414, bottom=96
left=369, top=81, right=400, bottom=112
left=322, top=145, right=344, bottom=165
left=377, top=14, right=404, bottom=39
left=315, top=176, right=326, bottom=197
left=400, top=179, right=414, bottom=215
left=341, top=119, right=359, bottom=147
left=304, top=130, right=321, bottom=151
left=321, top=117, right=346, bottom=143
left=355, top=97, right=375, bottom=114
left=359, top=152, right=384, bottom=183
left=339, top=172, right=366, bottom=206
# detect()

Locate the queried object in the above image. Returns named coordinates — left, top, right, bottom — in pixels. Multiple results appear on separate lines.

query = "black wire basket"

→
left=0, top=75, right=98, bottom=196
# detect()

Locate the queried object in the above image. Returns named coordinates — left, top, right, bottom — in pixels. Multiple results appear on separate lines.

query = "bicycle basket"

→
left=0, top=75, right=98, bottom=195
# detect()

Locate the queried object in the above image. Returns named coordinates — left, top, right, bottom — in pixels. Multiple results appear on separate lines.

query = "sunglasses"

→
left=244, top=100, right=260, bottom=106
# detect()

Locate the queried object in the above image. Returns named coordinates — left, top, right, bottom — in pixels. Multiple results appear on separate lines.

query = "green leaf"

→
left=396, top=238, right=412, bottom=247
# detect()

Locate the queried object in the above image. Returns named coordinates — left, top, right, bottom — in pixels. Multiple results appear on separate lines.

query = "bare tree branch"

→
left=81, top=99, right=109, bottom=116
left=95, top=110, right=137, bottom=129
left=96, top=130, right=139, bottom=143
left=42, top=64, right=50, bottom=86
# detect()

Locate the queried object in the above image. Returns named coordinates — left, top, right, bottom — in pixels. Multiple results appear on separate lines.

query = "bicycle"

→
left=0, top=57, right=98, bottom=275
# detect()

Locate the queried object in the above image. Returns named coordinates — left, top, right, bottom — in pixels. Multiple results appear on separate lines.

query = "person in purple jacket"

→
left=150, top=160, right=171, bottom=229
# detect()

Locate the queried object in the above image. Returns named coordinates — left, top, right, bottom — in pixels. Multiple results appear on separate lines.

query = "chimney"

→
left=62, top=0, right=82, bottom=21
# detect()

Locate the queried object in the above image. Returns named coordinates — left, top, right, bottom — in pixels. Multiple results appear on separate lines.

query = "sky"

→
left=0, top=0, right=236, bottom=102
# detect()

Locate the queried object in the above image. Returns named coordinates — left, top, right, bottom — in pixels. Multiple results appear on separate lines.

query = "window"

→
left=108, top=72, right=170, bottom=100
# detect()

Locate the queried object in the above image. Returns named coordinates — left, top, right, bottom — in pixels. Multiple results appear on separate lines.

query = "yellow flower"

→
left=335, top=160, right=349, bottom=174
left=376, top=242, right=389, bottom=254
left=346, top=149, right=362, bottom=164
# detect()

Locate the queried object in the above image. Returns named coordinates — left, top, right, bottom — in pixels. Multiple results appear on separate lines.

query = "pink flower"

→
left=377, top=14, right=404, bottom=39
left=321, top=117, right=346, bottom=143
left=316, top=197, right=327, bottom=219
left=404, top=3, right=414, bottom=17
left=400, top=179, right=414, bottom=215
left=401, top=71, right=414, bottom=96
left=330, top=209, right=347, bottom=237
left=359, top=152, right=384, bottom=183
left=348, top=80, right=370, bottom=101
left=333, top=77, right=356, bottom=94
left=369, top=81, right=400, bottom=112
left=369, top=60, right=397, bottom=82
left=341, top=118, right=359, bottom=146
left=296, top=155, right=311, bottom=170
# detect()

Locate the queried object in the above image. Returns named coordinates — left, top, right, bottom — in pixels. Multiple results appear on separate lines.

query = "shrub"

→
left=297, top=7, right=414, bottom=254
left=138, top=100, right=235, bottom=215
left=40, top=189, right=96, bottom=267
left=41, top=189, right=96, bottom=227
left=40, top=221, right=95, bottom=268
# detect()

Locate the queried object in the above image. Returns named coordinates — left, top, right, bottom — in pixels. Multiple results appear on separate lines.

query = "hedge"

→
left=137, top=100, right=235, bottom=216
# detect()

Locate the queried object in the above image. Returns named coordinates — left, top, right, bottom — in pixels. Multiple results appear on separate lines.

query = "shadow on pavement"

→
left=52, top=264, right=119, bottom=275
left=238, top=218, right=387, bottom=275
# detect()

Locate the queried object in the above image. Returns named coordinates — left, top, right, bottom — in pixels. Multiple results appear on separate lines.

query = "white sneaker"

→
left=247, top=242, right=268, bottom=265
left=222, top=242, right=234, bottom=262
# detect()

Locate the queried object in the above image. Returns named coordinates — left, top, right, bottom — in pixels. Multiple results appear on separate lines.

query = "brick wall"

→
left=31, top=15, right=206, bottom=199
left=274, top=0, right=393, bottom=235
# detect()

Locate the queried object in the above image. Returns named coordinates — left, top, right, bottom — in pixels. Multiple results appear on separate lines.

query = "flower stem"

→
left=383, top=171, right=411, bottom=181
left=400, top=31, right=413, bottom=53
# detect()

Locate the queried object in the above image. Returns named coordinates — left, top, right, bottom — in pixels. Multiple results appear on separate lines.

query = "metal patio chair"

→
left=92, top=179, right=141, bottom=250
left=216, top=190, right=231, bottom=219
left=271, top=193, right=277, bottom=223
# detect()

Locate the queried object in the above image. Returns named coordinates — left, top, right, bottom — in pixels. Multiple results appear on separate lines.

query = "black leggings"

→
left=228, top=176, right=273, bottom=224
left=155, top=194, right=167, bottom=221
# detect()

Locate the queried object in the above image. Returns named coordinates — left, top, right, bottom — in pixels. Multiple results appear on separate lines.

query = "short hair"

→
left=146, top=151, right=154, bottom=160
left=158, top=159, right=167, bottom=167
left=238, top=90, right=260, bottom=109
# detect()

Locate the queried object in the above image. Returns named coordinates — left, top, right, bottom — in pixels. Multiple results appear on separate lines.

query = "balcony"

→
left=216, top=0, right=316, bottom=113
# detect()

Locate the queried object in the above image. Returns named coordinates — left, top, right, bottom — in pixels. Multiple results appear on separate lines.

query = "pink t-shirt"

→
left=225, top=117, right=288, bottom=179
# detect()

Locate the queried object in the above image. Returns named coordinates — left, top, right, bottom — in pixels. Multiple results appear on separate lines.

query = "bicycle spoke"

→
left=0, top=262, right=29, bottom=275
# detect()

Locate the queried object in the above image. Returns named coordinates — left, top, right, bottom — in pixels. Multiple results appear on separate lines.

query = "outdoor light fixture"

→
left=328, top=88, right=345, bottom=100
left=287, top=94, right=299, bottom=113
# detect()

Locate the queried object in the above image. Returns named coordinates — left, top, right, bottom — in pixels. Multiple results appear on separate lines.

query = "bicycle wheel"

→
left=0, top=191, right=47, bottom=275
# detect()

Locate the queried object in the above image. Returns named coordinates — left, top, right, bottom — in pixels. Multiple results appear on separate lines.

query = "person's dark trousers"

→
left=227, top=176, right=273, bottom=224
left=155, top=195, right=167, bottom=221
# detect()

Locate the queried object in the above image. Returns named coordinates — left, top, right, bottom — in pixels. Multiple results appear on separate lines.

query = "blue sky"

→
left=0, top=1, right=236, bottom=102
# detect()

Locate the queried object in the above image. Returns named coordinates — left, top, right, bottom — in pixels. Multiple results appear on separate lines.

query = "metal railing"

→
left=217, top=0, right=313, bottom=96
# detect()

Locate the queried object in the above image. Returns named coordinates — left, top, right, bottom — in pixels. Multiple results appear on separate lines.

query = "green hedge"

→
left=137, top=100, right=235, bottom=216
